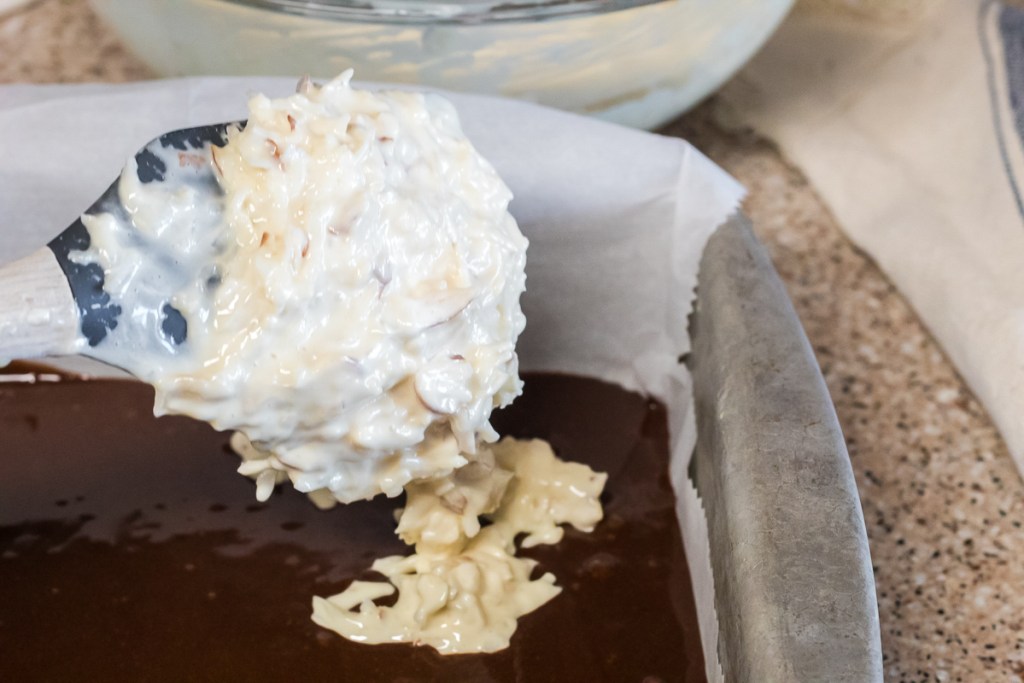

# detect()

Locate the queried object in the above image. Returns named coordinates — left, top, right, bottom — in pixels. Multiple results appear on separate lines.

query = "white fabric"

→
left=721, top=0, right=1024, bottom=469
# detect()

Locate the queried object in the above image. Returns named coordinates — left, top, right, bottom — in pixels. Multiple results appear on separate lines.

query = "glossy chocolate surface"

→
left=0, top=367, right=704, bottom=682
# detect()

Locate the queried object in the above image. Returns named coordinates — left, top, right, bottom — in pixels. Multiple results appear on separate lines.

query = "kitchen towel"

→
left=720, top=0, right=1024, bottom=471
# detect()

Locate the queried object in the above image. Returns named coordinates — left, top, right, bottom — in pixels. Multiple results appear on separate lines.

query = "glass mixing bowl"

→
left=89, top=0, right=793, bottom=129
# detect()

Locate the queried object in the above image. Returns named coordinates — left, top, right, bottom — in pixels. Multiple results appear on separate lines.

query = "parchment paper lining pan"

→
left=0, top=80, right=881, bottom=681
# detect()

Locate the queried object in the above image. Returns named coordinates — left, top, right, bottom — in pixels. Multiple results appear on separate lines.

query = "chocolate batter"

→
left=0, top=367, right=706, bottom=682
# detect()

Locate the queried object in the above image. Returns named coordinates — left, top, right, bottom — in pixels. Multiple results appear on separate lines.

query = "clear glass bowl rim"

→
left=219, top=0, right=672, bottom=25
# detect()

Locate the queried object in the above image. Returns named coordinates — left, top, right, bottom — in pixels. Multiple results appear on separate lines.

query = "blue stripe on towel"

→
left=999, top=3, right=1024, bottom=135
left=981, top=0, right=1024, bottom=220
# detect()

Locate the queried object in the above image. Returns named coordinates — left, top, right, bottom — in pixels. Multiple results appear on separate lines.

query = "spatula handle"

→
left=0, top=248, right=80, bottom=362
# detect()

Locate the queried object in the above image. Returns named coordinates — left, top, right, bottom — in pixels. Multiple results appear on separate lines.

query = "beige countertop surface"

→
left=3, top=2, right=1024, bottom=681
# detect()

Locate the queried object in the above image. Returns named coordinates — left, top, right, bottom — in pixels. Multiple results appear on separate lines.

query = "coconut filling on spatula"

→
left=76, top=72, right=607, bottom=654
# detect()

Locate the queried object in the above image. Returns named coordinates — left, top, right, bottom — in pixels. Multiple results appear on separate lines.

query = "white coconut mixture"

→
left=78, top=72, right=605, bottom=653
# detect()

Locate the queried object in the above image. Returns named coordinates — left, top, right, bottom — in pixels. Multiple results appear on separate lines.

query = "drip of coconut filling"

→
left=236, top=433, right=607, bottom=653
left=312, top=438, right=606, bottom=654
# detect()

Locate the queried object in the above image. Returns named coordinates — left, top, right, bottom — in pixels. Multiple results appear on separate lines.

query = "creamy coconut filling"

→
left=312, top=438, right=606, bottom=654
left=82, top=71, right=529, bottom=503
left=78, top=73, right=606, bottom=653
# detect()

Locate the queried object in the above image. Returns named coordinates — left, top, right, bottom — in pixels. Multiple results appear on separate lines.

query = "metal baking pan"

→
left=690, top=214, right=882, bottom=681
left=0, top=211, right=883, bottom=681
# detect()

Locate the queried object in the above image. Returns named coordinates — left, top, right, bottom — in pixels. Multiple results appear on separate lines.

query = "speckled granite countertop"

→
left=3, top=2, right=1023, bottom=681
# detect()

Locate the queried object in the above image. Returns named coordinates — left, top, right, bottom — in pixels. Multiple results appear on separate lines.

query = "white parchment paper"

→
left=0, top=79, right=743, bottom=680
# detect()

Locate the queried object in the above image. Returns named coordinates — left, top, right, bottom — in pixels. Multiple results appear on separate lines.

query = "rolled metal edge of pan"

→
left=688, top=214, right=882, bottom=682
